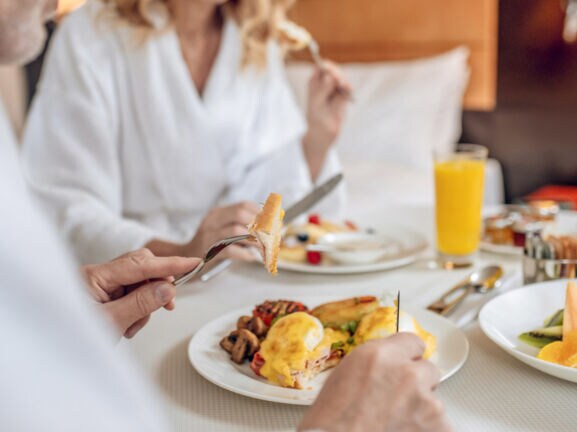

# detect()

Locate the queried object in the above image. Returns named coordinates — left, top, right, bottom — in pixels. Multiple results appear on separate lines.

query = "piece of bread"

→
left=277, top=21, right=312, bottom=50
left=249, top=193, right=285, bottom=275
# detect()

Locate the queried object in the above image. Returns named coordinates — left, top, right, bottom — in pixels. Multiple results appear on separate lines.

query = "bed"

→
left=285, top=0, right=502, bottom=215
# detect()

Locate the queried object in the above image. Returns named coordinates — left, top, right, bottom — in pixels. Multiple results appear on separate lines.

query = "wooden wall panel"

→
left=289, top=0, right=498, bottom=110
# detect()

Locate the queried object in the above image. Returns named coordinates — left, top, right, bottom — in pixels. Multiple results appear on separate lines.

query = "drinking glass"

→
left=434, top=144, right=488, bottom=268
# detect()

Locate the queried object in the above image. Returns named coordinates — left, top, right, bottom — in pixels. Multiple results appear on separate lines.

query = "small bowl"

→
left=315, top=232, right=400, bottom=265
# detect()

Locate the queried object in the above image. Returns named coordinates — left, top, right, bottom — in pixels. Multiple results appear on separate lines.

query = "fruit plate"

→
left=188, top=296, right=469, bottom=405
left=479, top=280, right=577, bottom=383
left=277, top=225, right=428, bottom=275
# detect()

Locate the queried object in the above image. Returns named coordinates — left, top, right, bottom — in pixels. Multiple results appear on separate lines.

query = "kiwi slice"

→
left=519, top=325, right=563, bottom=349
left=543, top=309, right=564, bottom=328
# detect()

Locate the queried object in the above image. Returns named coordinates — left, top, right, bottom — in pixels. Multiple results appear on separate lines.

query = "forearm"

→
left=302, top=130, right=331, bottom=182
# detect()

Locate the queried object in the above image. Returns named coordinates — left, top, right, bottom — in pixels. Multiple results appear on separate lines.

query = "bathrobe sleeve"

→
left=223, top=45, right=346, bottom=217
left=21, top=19, right=157, bottom=264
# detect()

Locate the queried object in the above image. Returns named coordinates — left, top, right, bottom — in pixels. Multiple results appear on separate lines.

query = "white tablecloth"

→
left=120, top=206, right=577, bottom=431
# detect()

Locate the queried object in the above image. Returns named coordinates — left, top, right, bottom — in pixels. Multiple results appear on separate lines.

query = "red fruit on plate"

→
left=308, top=214, right=321, bottom=225
left=307, top=251, right=322, bottom=265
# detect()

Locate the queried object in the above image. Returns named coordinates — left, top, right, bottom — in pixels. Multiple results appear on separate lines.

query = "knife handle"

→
left=426, top=278, right=471, bottom=315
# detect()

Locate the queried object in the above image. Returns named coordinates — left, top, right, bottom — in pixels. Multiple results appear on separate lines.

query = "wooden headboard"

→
left=289, top=0, right=498, bottom=111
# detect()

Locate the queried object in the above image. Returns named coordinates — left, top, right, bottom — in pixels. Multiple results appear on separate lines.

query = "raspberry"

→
left=307, top=251, right=322, bottom=265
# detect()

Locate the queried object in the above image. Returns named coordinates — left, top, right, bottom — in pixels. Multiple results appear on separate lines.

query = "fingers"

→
left=321, top=60, right=351, bottom=92
left=124, top=315, right=150, bottom=339
left=87, top=249, right=200, bottom=295
left=310, top=61, right=352, bottom=102
left=221, top=244, right=258, bottom=262
left=207, top=202, right=260, bottom=228
left=383, top=332, right=427, bottom=360
left=104, top=280, right=176, bottom=334
left=413, top=359, right=442, bottom=391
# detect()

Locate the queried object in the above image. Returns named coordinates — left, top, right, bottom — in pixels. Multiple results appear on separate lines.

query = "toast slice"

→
left=249, top=193, right=284, bottom=275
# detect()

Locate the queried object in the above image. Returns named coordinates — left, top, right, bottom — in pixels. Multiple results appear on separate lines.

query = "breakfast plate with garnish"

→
left=480, top=279, right=577, bottom=383
left=277, top=215, right=428, bottom=274
left=188, top=295, right=469, bottom=405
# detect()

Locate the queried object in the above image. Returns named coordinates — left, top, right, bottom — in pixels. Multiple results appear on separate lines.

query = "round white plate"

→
left=188, top=297, right=469, bottom=405
left=479, top=280, right=577, bottom=383
left=479, top=240, right=522, bottom=256
left=278, top=225, right=428, bottom=275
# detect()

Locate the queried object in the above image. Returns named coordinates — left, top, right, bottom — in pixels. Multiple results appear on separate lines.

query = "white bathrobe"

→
left=1, top=100, right=171, bottom=430
left=22, top=3, right=343, bottom=264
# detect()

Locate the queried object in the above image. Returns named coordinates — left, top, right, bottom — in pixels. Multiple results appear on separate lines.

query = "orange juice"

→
left=435, top=159, right=485, bottom=256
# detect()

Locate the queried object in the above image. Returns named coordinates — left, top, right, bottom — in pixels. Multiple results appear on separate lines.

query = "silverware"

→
left=200, top=259, right=233, bottom=282
left=308, top=39, right=353, bottom=101
left=427, top=265, right=504, bottom=316
left=173, top=234, right=251, bottom=287
left=201, top=173, right=344, bottom=282
left=395, top=291, right=401, bottom=333
left=284, top=173, right=343, bottom=223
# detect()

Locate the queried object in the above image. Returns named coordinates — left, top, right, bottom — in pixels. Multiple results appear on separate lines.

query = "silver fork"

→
left=173, top=234, right=251, bottom=287
left=308, top=39, right=354, bottom=101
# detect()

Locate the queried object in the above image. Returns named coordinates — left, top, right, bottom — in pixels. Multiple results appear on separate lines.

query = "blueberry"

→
left=366, top=227, right=376, bottom=234
left=297, top=232, right=309, bottom=242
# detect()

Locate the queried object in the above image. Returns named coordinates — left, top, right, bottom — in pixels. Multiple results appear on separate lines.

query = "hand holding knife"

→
left=196, top=173, right=344, bottom=283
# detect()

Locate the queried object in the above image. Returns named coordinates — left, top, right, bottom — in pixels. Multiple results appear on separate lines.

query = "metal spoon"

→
left=427, top=265, right=504, bottom=316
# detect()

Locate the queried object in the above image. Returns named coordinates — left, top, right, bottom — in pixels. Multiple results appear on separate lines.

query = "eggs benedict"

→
left=354, top=307, right=437, bottom=359
left=250, top=312, right=348, bottom=389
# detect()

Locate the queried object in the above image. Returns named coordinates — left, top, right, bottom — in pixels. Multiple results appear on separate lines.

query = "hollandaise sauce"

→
left=258, top=312, right=347, bottom=388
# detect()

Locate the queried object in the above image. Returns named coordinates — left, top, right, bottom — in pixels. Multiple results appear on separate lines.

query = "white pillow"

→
left=286, top=47, right=470, bottom=171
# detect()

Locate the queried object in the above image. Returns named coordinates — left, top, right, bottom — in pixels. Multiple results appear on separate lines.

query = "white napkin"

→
left=447, top=268, right=523, bottom=328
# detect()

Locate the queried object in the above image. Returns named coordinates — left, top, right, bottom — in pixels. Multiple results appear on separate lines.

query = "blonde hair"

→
left=99, top=0, right=296, bottom=67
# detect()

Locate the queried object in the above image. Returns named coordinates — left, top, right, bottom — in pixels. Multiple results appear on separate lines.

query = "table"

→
left=120, top=206, right=577, bottom=431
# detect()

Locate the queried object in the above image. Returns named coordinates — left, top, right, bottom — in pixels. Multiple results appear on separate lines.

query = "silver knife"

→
left=283, top=173, right=343, bottom=223
left=200, top=173, right=344, bottom=282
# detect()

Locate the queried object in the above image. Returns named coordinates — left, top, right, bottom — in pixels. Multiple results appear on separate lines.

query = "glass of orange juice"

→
left=434, top=144, right=488, bottom=268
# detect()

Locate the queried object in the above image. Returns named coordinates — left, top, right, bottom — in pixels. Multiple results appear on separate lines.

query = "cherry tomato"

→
left=307, top=251, right=322, bottom=265
left=308, top=214, right=321, bottom=225
left=250, top=352, right=265, bottom=376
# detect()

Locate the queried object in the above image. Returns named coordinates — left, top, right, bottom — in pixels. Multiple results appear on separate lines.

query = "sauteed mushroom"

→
left=230, top=329, right=260, bottom=364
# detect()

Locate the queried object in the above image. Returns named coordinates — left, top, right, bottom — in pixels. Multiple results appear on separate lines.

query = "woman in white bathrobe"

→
left=22, top=0, right=349, bottom=264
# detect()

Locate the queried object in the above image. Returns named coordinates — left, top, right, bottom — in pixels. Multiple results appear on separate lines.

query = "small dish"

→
left=315, top=232, right=400, bottom=265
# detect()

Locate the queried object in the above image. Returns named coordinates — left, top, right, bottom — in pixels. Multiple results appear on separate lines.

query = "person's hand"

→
left=298, top=333, right=452, bottom=432
left=303, top=61, right=351, bottom=180
left=82, top=248, right=200, bottom=338
left=183, top=201, right=260, bottom=261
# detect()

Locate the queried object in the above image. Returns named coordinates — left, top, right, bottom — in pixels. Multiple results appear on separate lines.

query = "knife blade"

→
left=199, top=173, right=344, bottom=283
left=284, top=173, right=343, bottom=223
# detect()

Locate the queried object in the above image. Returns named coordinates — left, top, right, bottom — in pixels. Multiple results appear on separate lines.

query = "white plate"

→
left=188, top=297, right=469, bottom=405
left=479, top=240, right=522, bottom=256
left=479, top=280, right=577, bottom=383
left=278, top=225, right=428, bottom=275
